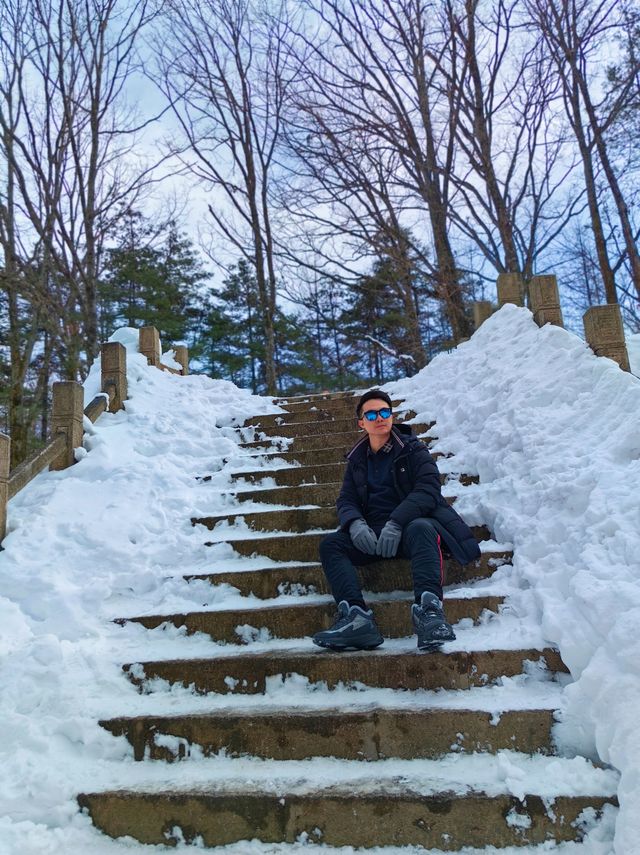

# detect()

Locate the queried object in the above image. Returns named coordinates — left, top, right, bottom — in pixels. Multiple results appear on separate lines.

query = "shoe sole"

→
left=312, top=638, right=384, bottom=651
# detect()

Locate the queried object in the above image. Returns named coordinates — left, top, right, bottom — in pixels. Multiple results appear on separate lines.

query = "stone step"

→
left=275, top=390, right=359, bottom=403
left=229, top=463, right=478, bottom=491
left=239, top=428, right=435, bottom=453
left=240, top=400, right=409, bottom=427
left=230, top=481, right=471, bottom=508
left=202, top=529, right=509, bottom=569
left=187, top=551, right=506, bottom=596
left=193, top=506, right=489, bottom=541
left=119, top=593, right=503, bottom=643
left=124, top=647, right=567, bottom=696
left=231, top=461, right=347, bottom=486
left=78, top=787, right=614, bottom=849
left=238, top=416, right=432, bottom=440
left=100, top=706, right=556, bottom=762
left=227, top=444, right=443, bottom=468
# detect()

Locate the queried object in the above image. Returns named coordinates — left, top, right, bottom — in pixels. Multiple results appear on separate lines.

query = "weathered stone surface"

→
left=101, top=341, right=128, bottom=412
left=228, top=465, right=478, bottom=493
left=188, top=552, right=510, bottom=597
left=203, top=529, right=498, bottom=566
left=241, top=400, right=408, bottom=428
left=497, top=272, right=524, bottom=307
left=239, top=424, right=434, bottom=452
left=139, top=326, right=161, bottom=367
left=193, top=506, right=489, bottom=542
left=124, top=647, right=567, bottom=695
left=173, top=345, right=189, bottom=375
left=51, top=381, right=84, bottom=470
left=473, top=301, right=494, bottom=329
left=230, top=479, right=474, bottom=508
left=119, top=593, right=504, bottom=642
left=241, top=413, right=428, bottom=438
left=530, top=275, right=564, bottom=328
left=78, top=789, right=614, bottom=849
left=583, top=304, right=631, bottom=371
left=100, top=707, right=556, bottom=762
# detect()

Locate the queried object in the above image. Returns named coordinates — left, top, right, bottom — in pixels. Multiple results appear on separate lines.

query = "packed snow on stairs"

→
left=0, top=309, right=635, bottom=852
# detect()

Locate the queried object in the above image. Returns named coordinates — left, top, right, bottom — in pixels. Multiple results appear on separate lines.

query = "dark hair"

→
left=356, top=388, right=393, bottom=418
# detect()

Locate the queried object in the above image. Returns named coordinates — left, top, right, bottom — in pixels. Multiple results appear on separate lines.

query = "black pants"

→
left=319, top=518, right=444, bottom=607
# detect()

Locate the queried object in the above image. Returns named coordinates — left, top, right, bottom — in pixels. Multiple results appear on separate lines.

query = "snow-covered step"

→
left=238, top=428, right=437, bottom=453
left=124, top=646, right=567, bottom=696
left=77, top=752, right=618, bottom=848
left=118, top=592, right=504, bottom=643
left=202, top=528, right=510, bottom=567
left=235, top=417, right=431, bottom=440
left=239, top=398, right=409, bottom=426
left=186, top=552, right=508, bottom=597
left=100, top=705, right=557, bottom=762
left=228, top=460, right=477, bottom=489
left=193, top=504, right=486, bottom=537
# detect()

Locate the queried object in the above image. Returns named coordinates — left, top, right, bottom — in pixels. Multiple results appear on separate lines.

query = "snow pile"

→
left=0, top=308, right=636, bottom=853
left=392, top=305, right=640, bottom=854
left=0, top=330, right=282, bottom=853
left=626, top=331, right=640, bottom=377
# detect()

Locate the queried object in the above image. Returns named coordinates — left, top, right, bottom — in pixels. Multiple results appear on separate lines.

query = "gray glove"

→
left=349, top=518, right=378, bottom=554
left=376, top=519, right=403, bottom=558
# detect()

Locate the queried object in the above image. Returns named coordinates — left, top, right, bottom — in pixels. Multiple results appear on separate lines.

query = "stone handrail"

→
left=0, top=326, right=189, bottom=543
left=472, top=274, right=631, bottom=373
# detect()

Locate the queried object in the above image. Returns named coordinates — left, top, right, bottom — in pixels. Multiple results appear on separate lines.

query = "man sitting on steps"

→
left=312, top=389, right=481, bottom=652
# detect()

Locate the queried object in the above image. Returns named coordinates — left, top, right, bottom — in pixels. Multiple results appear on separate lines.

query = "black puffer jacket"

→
left=337, top=423, right=481, bottom=566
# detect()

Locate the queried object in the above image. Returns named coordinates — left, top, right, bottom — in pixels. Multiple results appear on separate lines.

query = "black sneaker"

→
left=312, top=601, right=384, bottom=651
left=411, top=592, right=456, bottom=652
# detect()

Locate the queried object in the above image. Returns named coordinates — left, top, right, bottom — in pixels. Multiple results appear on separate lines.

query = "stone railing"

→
left=0, top=326, right=188, bottom=542
left=472, top=273, right=632, bottom=373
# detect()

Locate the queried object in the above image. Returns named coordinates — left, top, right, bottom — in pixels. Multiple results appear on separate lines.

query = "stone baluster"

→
left=496, top=272, right=524, bottom=307
left=101, top=342, right=128, bottom=411
left=529, top=275, right=564, bottom=328
left=139, top=326, right=161, bottom=367
left=583, top=304, right=631, bottom=372
left=51, top=381, right=84, bottom=470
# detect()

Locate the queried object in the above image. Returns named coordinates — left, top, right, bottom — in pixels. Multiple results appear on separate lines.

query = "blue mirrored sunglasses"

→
left=362, top=407, right=392, bottom=421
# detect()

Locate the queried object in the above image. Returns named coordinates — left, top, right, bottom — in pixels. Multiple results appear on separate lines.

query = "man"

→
left=312, top=389, right=481, bottom=652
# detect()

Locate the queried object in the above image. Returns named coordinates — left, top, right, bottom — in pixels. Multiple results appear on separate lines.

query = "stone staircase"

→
left=78, top=391, right=616, bottom=850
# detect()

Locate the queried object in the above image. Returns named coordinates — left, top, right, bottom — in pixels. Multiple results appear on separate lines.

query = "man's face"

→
left=357, top=398, right=393, bottom=442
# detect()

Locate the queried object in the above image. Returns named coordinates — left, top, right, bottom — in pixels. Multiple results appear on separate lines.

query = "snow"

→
left=0, top=305, right=637, bottom=853
left=626, top=332, right=639, bottom=377
left=391, top=305, right=640, bottom=854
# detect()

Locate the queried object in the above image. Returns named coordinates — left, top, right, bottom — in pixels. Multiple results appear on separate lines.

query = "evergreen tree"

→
left=100, top=209, right=210, bottom=346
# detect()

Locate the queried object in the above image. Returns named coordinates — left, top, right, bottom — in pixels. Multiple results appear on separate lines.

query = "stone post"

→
left=583, top=304, right=631, bottom=372
left=51, top=381, right=84, bottom=470
left=472, top=301, right=494, bottom=330
left=139, top=326, right=161, bottom=367
left=173, top=345, right=189, bottom=375
left=0, top=433, right=9, bottom=542
left=529, top=274, right=564, bottom=328
left=496, top=272, right=524, bottom=307
left=101, top=342, right=128, bottom=411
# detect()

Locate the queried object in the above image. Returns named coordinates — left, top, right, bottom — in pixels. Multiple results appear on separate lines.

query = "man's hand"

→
left=376, top=520, right=403, bottom=558
left=349, top=519, right=378, bottom=554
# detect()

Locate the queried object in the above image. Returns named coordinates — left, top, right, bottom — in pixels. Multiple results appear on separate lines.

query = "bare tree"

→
left=436, top=0, right=584, bottom=295
left=155, top=0, right=293, bottom=394
left=526, top=0, right=640, bottom=303
left=279, top=0, right=474, bottom=344
left=0, top=0, right=156, bottom=378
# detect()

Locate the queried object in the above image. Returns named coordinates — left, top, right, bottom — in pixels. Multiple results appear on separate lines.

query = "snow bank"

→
left=0, top=332, right=281, bottom=853
left=0, top=309, right=637, bottom=853
left=392, top=305, right=640, bottom=854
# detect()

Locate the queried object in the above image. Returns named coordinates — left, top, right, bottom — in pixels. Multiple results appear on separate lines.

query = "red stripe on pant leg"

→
left=437, top=533, right=444, bottom=587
